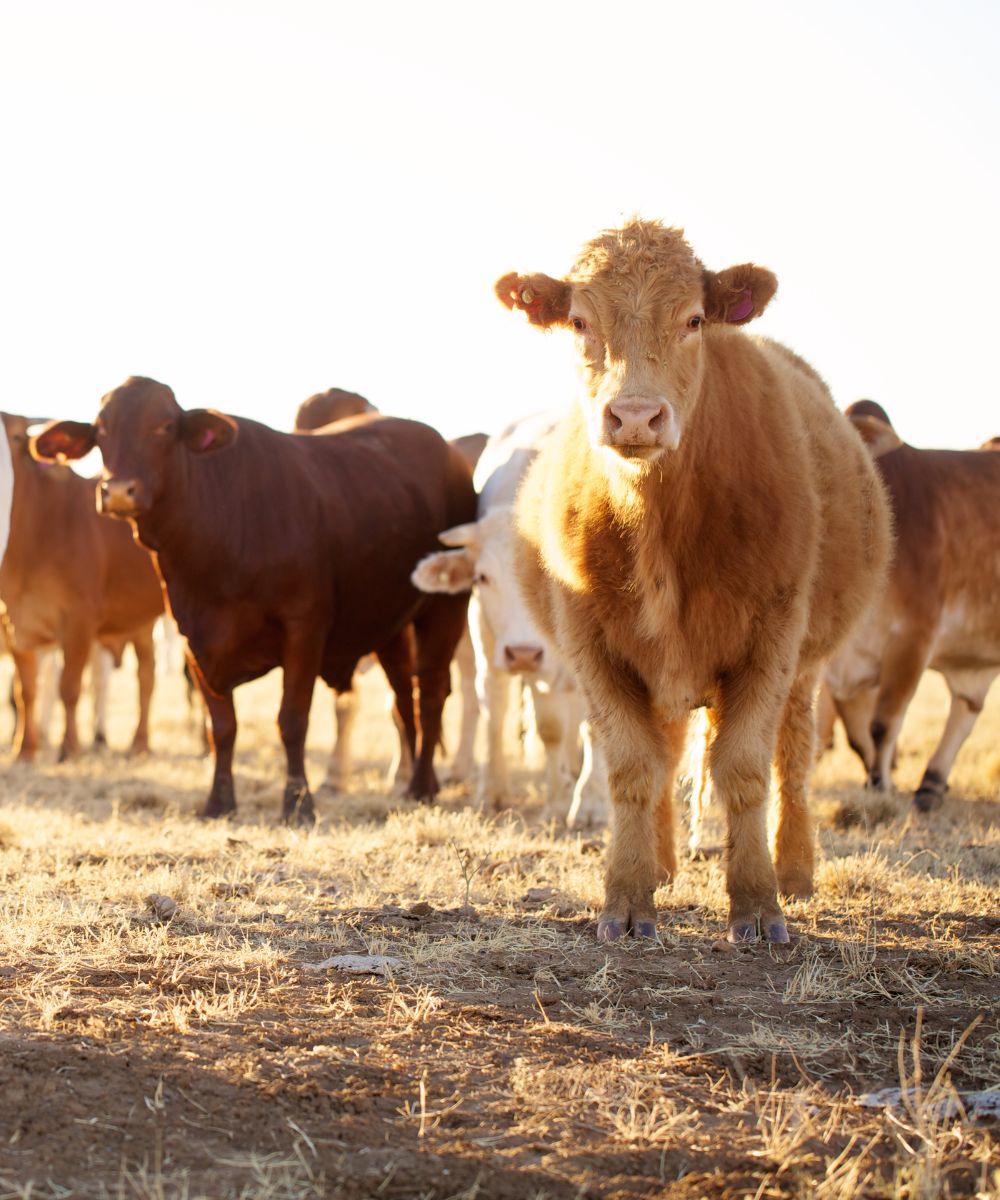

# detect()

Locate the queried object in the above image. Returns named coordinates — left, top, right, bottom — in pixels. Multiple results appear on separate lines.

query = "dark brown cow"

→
left=496, top=219, right=891, bottom=943
left=294, top=388, right=376, bottom=432
left=824, top=403, right=1000, bottom=809
left=32, top=378, right=475, bottom=824
left=1, top=413, right=164, bottom=759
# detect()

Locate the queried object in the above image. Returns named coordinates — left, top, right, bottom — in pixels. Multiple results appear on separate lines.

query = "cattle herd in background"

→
left=1, top=217, right=997, bottom=943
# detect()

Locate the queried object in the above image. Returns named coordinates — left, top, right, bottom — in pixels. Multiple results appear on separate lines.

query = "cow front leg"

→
left=773, top=668, right=819, bottom=899
left=712, top=673, right=787, bottom=943
left=323, top=684, right=357, bottom=792
left=12, top=648, right=39, bottom=761
left=191, top=658, right=237, bottom=818
left=128, top=623, right=156, bottom=756
left=529, top=685, right=575, bottom=821
left=445, top=626, right=478, bottom=783
left=375, top=629, right=418, bottom=794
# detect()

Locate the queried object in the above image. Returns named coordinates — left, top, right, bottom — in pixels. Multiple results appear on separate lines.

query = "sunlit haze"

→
left=2, top=1, right=997, bottom=449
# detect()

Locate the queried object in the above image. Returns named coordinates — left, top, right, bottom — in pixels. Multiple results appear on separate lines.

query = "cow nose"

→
left=504, top=644, right=544, bottom=673
left=604, top=400, right=665, bottom=447
left=100, top=479, right=142, bottom=515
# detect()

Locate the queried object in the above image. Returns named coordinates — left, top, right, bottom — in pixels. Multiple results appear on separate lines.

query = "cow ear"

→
left=29, top=420, right=97, bottom=463
left=437, top=522, right=480, bottom=550
left=180, top=409, right=238, bottom=454
left=849, top=413, right=903, bottom=459
left=411, top=549, right=475, bottom=595
left=495, top=272, right=572, bottom=328
left=703, top=264, right=778, bottom=324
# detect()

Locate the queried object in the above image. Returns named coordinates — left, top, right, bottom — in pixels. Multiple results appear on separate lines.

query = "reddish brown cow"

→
left=496, top=220, right=891, bottom=943
left=1, top=413, right=164, bottom=759
left=32, top=378, right=475, bottom=824
left=824, top=403, right=1000, bottom=809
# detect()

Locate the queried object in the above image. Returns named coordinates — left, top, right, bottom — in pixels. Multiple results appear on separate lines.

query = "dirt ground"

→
left=0, top=661, right=997, bottom=1199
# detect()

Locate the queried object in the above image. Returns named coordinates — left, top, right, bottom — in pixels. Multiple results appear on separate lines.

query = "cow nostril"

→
left=606, top=409, right=623, bottom=433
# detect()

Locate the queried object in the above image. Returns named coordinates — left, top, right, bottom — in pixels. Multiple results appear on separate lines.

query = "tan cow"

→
left=496, top=219, right=891, bottom=943
left=824, top=402, right=1000, bottom=809
left=1, top=413, right=164, bottom=759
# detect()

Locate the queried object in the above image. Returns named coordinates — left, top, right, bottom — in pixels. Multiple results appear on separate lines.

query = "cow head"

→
left=412, top=508, right=566, bottom=683
left=844, top=400, right=903, bottom=459
left=30, top=377, right=238, bottom=518
left=496, top=219, right=776, bottom=467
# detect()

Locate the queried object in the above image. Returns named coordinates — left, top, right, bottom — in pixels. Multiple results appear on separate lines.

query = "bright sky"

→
left=1, top=0, right=997, bottom=449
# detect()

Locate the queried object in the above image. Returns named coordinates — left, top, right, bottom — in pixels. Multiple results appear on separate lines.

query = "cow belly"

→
left=179, top=608, right=284, bottom=695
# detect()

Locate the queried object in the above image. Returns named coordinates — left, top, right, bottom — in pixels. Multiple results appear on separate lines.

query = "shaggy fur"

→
left=826, top=404, right=1000, bottom=811
left=497, top=219, right=892, bottom=943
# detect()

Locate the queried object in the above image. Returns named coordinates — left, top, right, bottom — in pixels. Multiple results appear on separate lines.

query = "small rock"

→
left=710, top=939, right=738, bottom=954
left=408, top=901, right=433, bottom=917
left=146, top=894, right=179, bottom=922
left=304, top=954, right=404, bottom=977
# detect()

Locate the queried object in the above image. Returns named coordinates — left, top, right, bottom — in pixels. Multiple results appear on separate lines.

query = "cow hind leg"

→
left=12, top=649, right=40, bottom=761
left=773, top=669, right=819, bottom=899
left=409, top=595, right=469, bottom=802
left=58, top=632, right=92, bottom=762
left=276, top=630, right=324, bottom=828
left=914, top=667, right=997, bottom=811
left=375, top=628, right=418, bottom=794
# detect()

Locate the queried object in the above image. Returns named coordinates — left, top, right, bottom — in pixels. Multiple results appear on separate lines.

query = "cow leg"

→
left=445, top=626, right=478, bottom=784
left=91, top=645, right=112, bottom=749
left=566, top=719, right=610, bottom=829
left=36, top=648, right=60, bottom=749
left=914, top=666, right=998, bottom=811
left=773, top=669, right=820, bottom=900
left=57, top=631, right=91, bottom=761
left=869, top=636, right=932, bottom=790
left=323, top=685, right=357, bottom=792
left=834, top=686, right=878, bottom=774
left=409, top=594, right=469, bottom=801
left=128, top=624, right=156, bottom=756
left=12, top=649, right=40, bottom=761
left=477, top=667, right=513, bottom=810
left=711, top=671, right=787, bottom=944
left=685, top=708, right=715, bottom=859
left=191, top=657, right=237, bottom=818
left=814, top=681, right=837, bottom=759
left=276, top=629, right=323, bottom=828
left=375, top=628, right=418, bottom=794
left=530, top=685, right=576, bottom=821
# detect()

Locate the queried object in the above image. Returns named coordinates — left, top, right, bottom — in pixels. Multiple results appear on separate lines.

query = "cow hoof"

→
left=727, top=919, right=758, bottom=943
left=765, top=920, right=790, bottom=944
left=282, top=782, right=316, bottom=828
left=596, top=915, right=657, bottom=941
left=913, top=788, right=944, bottom=813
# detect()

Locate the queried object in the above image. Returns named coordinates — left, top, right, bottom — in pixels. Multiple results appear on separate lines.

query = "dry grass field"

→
left=0, top=656, right=997, bottom=1199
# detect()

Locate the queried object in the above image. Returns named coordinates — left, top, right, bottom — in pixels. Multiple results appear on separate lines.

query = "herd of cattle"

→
left=0, top=218, right=997, bottom=943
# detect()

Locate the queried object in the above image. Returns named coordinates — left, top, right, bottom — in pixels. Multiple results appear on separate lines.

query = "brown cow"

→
left=294, top=387, right=376, bottom=432
left=32, top=378, right=475, bottom=824
left=496, top=219, right=891, bottom=943
left=1, top=413, right=164, bottom=759
left=824, top=403, right=1000, bottom=809
left=291, top=391, right=485, bottom=792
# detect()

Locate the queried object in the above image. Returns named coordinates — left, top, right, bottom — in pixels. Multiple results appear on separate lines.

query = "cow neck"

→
left=131, top=446, right=239, bottom=586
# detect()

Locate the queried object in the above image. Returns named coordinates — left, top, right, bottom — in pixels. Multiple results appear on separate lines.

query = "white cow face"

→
left=412, top=507, right=568, bottom=685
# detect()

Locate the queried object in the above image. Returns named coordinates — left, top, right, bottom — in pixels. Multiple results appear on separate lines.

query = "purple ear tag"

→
left=727, top=289, right=755, bottom=323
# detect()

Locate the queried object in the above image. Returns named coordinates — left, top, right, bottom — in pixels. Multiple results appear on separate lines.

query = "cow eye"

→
left=570, top=317, right=587, bottom=335
left=475, top=572, right=490, bottom=586
left=155, top=420, right=176, bottom=436
left=687, top=315, right=703, bottom=331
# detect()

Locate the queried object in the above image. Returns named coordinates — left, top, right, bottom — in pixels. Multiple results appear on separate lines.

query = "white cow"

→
left=412, top=412, right=608, bottom=826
